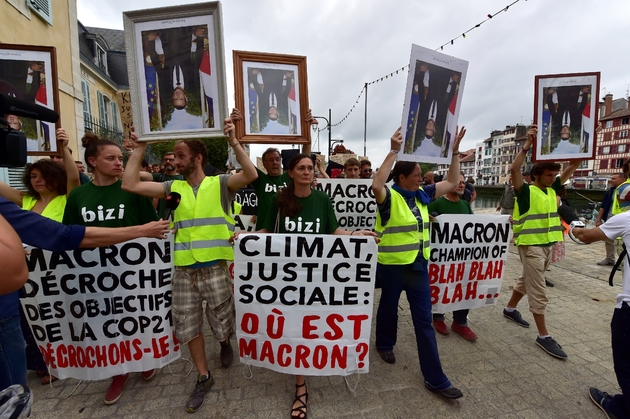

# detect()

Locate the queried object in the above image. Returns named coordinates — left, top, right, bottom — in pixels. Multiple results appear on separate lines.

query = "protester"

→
left=122, top=110, right=257, bottom=413
left=0, top=215, right=27, bottom=295
left=423, top=171, right=435, bottom=185
left=63, top=133, right=160, bottom=405
left=463, top=176, right=477, bottom=203
left=596, top=173, right=627, bottom=265
left=343, top=158, right=361, bottom=179
left=74, top=160, right=91, bottom=184
left=0, top=129, right=79, bottom=384
left=256, top=153, right=377, bottom=418
left=497, top=177, right=516, bottom=216
left=372, top=125, right=465, bottom=399
left=429, top=174, right=477, bottom=341
left=360, top=159, right=373, bottom=179
left=502, top=124, right=582, bottom=359
left=250, top=111, right=316, bottom=229
left=572, top=213, right=630, bottom=419
left=0, top=196, right=169, bottom=394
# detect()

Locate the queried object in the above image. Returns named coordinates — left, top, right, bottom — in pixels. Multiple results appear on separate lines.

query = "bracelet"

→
left=229, top=142, right=240, bottom=147
left=390, top=150, right=399, bottom=154
left=453, top=150, right=460, bottom=154
left=522, top=147, right=530, bottom=153
left=350, top=231, right=355, bottom=235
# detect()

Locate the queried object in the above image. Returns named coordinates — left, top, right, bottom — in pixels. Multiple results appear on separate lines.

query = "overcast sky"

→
left=78, top=0, right=630, bottom=167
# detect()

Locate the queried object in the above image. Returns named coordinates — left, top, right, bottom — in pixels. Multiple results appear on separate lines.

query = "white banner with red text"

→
left=234, top=234, right=377, bottom=376
left=21, top=237, right=180, bottom=380
left=429, top=214, right=510, bottom=312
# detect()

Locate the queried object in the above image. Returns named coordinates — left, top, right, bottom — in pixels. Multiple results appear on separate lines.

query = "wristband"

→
left=350, top=231, right=355, bottom=235
left=390, top=150, right=399, bottom=154
left=229, top=141, right=240, bottom=147
left=522, top=147, right=530, bottom=153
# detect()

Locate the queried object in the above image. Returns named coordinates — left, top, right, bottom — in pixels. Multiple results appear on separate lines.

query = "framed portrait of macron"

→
left=398, top=44, right=468, bottom=164
left=123, top=2, right=228, bottom=142
left=233, top=50, right=310, bottom=145
left=0, top=44, right=60, bottom=155
left=533, top=72, right=600, bottom=162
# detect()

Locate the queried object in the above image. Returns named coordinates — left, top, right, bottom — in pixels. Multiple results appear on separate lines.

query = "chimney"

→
left=605, top=94, right=613, bottom=117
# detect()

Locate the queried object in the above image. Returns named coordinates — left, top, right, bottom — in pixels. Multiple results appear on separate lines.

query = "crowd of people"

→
left=0, top=117, right=628, bottom=419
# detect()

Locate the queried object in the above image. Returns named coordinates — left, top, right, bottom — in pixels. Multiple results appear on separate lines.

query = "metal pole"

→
left=363, top=83, right=368, bottom=157
left=328, top=108, right=332, bottom=157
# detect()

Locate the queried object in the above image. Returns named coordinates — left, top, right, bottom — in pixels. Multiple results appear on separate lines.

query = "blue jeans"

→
left=610, top=302, right=630, bottom=419
left=0, top=315, right=27, bottom=391
left=375, top=260, right=451, bottom=390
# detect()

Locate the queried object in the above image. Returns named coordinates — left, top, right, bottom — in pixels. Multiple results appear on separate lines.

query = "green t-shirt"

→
left=515, top=177, right=562, bottom=215
left=428, top=196, right=473, bottom=215
left=152, top=172, right=185, bottom=218
left=252, top=168, right=290, bottom=229
left=258, top=189, right=338, bottom=234
left=63, top=179, right=158, bottom=227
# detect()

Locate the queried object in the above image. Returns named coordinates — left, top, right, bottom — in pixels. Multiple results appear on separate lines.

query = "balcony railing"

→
left=84, top=115, right=124, bottom=146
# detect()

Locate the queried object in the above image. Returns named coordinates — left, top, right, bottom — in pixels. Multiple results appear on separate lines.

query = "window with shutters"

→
left=27, top=0, right=53, bottom=25
left=97, top=92, right=110, bottom=129
left=96, top=45, right=107, bottom=73
left=111, top=102, right=119, bottom=133
left=81, top=80, right=92, bottom=129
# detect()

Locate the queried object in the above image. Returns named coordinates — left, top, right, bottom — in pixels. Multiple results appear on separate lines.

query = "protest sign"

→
left=21, top=237, right=180, bottom=380
left=235, top=188, right=258, bottom=216
left=428, top=214, right=510, bottom=312
left=315, top=179, right=376, bottom=230
left=234, top=234, right=377, bottom=375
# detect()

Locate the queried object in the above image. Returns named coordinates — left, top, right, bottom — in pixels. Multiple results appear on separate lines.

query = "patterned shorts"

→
left=172, top=262, right=235, bottom=345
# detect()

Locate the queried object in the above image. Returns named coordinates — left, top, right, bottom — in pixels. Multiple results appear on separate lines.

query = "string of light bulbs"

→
left=327, top=0, right=525, bottom=128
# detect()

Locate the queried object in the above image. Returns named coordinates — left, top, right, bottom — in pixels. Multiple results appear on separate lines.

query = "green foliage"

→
left=419, top=163, right=437, bottom=174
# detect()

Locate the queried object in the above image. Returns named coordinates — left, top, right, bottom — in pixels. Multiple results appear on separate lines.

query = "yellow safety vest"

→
left=513, top=185, right=563, bottom=246
left=375, top=187, right=430, bottom=264
left=611, top=179, right=630, bottom=215
left=22, top=194, right=66, bottom=222
left=171, top=177, right=235, bottom=266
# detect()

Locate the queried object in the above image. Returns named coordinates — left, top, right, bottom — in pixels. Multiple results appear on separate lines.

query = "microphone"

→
left=557, top=204, right=579, bottom=224
left=0, top=93, right=59, bottom=123
left=163, top=192, right=181, bottom=221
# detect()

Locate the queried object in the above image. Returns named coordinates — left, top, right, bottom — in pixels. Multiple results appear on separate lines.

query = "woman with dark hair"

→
left=0, top=128, right=79, bottom=222
left=63, top=133, right=160, bottom=405
left=257, top=153, right=376, bottom=419
left=0, top=128, right=79, bottom=385
left=372, top=126, right=466, bottom=400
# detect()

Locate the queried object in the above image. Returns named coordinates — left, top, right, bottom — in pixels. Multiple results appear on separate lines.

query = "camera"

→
left=0, top=119, right=27, bottom=168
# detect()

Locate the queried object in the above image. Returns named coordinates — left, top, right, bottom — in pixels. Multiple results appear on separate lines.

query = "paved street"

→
left=28, top=232, right=623, bottom=418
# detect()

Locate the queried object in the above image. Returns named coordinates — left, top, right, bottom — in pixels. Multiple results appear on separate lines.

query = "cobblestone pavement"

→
left=28, top=230, right=623, bottom=418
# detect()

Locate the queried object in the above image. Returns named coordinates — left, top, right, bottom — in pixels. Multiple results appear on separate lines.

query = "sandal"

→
left=290, top=382, right=308, bottom=419
left=41, top=374, right=58, bottom=385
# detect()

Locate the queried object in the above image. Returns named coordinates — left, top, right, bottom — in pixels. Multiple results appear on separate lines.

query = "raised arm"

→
left=121, top=129, right=166, bottom=199
left=300, top=109, right=317, bottom=155
left=435, top=126, right=466, bottom=197
left=316, top=155, right=329, bottom=179
left=0, top=214, right=28, bottom=295
left=58, top=128, right=80, bottom=196
left=511, top=125, right=535, bottom=193
left=0, top=181, right=23, bottom=206
left=373, top=127, right=402, bottom=204
left=226, top=109, right=258, bottom=192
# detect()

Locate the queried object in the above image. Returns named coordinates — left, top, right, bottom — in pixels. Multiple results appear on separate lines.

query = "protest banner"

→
left=234, top=234, right=377, bottom=375
left=21, top=236, right=180, bottom=380
left=315, top=179, right=376, bottom=230
left=116, top=90, right=134, bottom=141
left=428, top=214, right=510, bottom=312
left=235, top=188, right=258, bottom=216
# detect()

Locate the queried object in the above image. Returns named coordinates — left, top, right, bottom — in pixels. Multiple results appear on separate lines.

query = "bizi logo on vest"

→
left=285, top=217, right=321, bottom=233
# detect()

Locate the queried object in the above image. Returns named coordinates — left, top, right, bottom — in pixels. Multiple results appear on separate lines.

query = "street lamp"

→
left=312, top=109, right=331, bottom=159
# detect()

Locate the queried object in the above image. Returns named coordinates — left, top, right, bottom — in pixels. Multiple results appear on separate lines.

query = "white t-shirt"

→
left=599, top=211, right=630, bottom=308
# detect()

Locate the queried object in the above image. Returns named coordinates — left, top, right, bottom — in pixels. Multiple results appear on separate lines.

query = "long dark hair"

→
left=22, top=159, right=67, bottom=199
left=388, top=161, right=419, bottom=185
left=82, top=133, right=119, bottom=171
left=277, top=153, right=312, bottom=217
